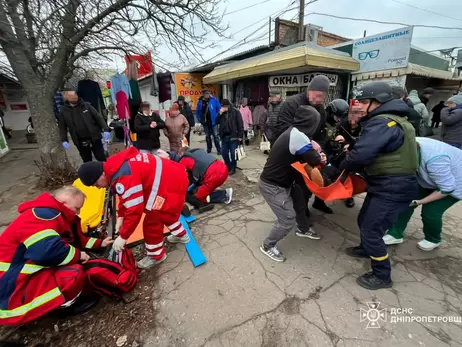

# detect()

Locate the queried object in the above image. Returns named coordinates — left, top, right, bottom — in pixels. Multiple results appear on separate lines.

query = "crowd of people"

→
left=1, top=75, right=461, bottom=327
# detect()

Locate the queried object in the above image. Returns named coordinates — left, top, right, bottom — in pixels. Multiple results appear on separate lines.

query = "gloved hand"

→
left=103, top=132, right=111, bottom=141
left=62, top=141, right=69, bottom=149
left=115, top=217, right=124, bottom=234
left=112, top=236, right=127, bottom=253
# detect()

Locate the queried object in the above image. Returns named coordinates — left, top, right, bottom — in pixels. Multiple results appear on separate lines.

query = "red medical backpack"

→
left=83, top=248, right=141, bottom=299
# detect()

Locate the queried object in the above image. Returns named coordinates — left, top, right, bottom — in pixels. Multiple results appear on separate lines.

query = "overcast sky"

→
left=115, top=0, right=462, bottom=72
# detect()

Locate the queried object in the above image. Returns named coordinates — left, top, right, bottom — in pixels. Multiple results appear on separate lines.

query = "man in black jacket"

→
left=177, top=96, right=194, bottom=145
left=273, top=75, right=333, bottom=214
left=216, top=99, right=244, bottom=175
left=134, top=102, right=166, bottom=155
left=259, top=105, right=323, bottom=262
left=58, top=91, right=110, bottom=162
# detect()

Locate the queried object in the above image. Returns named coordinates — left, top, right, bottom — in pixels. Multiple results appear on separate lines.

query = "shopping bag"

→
left=247, top=128, right=255, bottom=140
left=260, top=135, right=271, bottom=152
left=181, top=136, right=189, bottom=147
left=291, top=162, right=367, bottom=201
left=235, top=145, right=247, bottom=161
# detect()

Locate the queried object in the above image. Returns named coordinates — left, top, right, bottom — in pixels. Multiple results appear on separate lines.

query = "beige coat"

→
left=164, top=113, right=190, bottom=152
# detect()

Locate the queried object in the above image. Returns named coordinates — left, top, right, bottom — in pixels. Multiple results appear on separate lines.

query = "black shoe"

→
left=345, top=198, right=355, bottom=208
left=345, top=246, right=369, bottom=258
left=182, top=204, right=191, bottom=217
left=356, top=272, right=392, bottom=290
left=312, top=199, right=333, bottom=214
left=198, top=204, right=214, bottom=213
left=229, top=169, right=236, bottom=176
left=57, top=295, right=101, bottom=317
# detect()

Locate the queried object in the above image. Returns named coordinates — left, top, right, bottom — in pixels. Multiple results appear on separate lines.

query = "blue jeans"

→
left=210, top=190, right=227, bottom=203
left=221, top=136, right=238, bottom=171
left=204, top=123, right=221, bottom=153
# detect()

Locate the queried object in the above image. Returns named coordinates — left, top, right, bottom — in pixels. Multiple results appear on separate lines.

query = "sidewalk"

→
left=1, top=133, right=461, bottom=346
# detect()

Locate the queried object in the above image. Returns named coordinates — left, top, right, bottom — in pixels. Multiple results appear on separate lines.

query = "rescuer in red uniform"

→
left=169, top=147, right=233, bottom=213
left=77, top=147, right=190, bottom=269
left=0, top=186, right=113, bottom=326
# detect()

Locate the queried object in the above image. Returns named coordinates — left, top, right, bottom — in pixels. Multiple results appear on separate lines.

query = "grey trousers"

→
left=259, top=179, right=312, bottom=248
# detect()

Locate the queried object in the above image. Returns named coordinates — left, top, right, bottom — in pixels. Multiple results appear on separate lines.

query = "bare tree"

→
left=0, top=0, right=225, bottom=168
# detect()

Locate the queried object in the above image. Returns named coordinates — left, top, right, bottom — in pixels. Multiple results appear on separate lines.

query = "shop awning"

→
left=203, top=42, right=360, bottom=84
left=352, top=63, right=462, bottom=82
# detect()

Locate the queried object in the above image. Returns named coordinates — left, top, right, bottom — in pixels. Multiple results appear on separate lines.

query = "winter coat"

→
left=265, top=101, right=282, bottom=143
left=408, top=90, right=429, bottom=125
left=215, top=107, right=244, bottom=139
left=339, top=99, right=418, bottom=202
left=178, top=101, right=195, bottom=127
left=239, top=106, right=253, bottom=130
left=103, top=147, right=188, bottom=239
left=196, top=96, right=221, bottom=126
left=252, top=105, right=268, bottom=128
left=164, top=113, right=190, bottom=152
left=404, top=97, right=423, bottom=136
left=431, top=103, right=445, bottom=122
left=441, top=106, right=462, bottom=145
left=134, top=112, right=166, bottom=150
left=58, top=98, right=109, bottom=147
left=274, top=92, right=327, bottom=143
left=0, top=193, right=102, bottom=325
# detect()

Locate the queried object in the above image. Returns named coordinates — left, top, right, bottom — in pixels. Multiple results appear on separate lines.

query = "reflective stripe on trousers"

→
left=145, top=155, right=163, bottom=211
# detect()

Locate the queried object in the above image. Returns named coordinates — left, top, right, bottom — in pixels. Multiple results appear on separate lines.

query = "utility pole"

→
left=269, top=17, right=272, bottom=45
left=298, top=0, right=305, bottom=42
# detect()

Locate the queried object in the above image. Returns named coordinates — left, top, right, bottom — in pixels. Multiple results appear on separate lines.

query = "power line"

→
left=390, top=0, right=462, bottom=24
left=223, top=0, right=272, bottom=16
left=305, top=12, right=462, bottom=31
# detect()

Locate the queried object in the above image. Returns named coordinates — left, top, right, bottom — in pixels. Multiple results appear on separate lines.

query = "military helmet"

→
left=355, top=82, right=393, bottom=103
left=326, top=99, right=349, bottom=118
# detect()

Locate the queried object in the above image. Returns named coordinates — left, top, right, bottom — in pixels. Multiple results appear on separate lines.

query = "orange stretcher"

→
left=72, top=179, right=169, bottom=245
left=292, top=162, right=367, bottom=202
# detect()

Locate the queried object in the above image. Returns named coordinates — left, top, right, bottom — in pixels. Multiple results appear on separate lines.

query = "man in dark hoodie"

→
left=273, top=75, right=334, bottom=214
left=340, top=82, right=419, bottom=290
left=259, top=105, right=323, bottom=262
left=58, top=90, right=110, bottom=162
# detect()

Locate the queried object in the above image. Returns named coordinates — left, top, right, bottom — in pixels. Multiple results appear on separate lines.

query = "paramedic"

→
left=340, top=81, right=418, bottom=290
left=169, top=147, right=233, bottom=213
left=0, top=186, right=113, bottom=326
left=77, top=147, right=190, bottom=269
left=259, top=105, right=323, bottom=263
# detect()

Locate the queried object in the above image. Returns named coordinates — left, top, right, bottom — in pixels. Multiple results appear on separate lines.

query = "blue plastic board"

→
left=180, top=215, right=207, bottom=267
left=184, top=215, right=196, bottom=223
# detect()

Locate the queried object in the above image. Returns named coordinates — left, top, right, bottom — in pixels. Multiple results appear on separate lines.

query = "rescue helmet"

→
left=326, top=99, right=349, bottom=118
left=355, top=82, right=393, bottom=103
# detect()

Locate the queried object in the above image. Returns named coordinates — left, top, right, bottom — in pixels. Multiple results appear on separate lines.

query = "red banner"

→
left=125, top=52, right=153, bottom=80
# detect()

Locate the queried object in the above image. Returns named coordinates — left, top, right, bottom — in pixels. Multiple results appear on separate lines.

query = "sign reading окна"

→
left=268, top=73, right=338, bottom=88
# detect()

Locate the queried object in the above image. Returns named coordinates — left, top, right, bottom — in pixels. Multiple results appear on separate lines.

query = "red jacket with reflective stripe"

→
left=104, top=147, right=188, bottom=240
left=0, top=193, right=102, bottom=326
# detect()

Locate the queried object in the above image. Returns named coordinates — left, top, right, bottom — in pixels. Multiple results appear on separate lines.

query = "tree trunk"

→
left=25, top=86, right=70, bottom=168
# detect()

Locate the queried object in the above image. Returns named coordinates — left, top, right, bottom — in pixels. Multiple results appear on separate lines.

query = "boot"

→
left=356, top=272, right=392, bottom=290
left=345, top=198, right=355, bottom=208
left=182, top=204, right=191, bottom=217
left=312, top=197, right=333, bottom=214
left=345, top=246, right=368, bottom=259
left=186, top=192, right=214, bottom=213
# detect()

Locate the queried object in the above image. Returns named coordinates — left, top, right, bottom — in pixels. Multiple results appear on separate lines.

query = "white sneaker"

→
left=417, top=239, right=441, bottom=251
left=383, top=234, right=404, bottom=245
left=224, top=188, right=233, bottom=204
left=167, top=233, right=190, bottom=244
left=137, top=254, right=167, bottom=269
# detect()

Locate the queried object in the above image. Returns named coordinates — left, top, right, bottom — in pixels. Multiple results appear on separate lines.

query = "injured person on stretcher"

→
left=0, top=186, right=118, bottom=326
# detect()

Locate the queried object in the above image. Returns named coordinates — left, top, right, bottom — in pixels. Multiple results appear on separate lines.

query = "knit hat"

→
left=423, top=87, right=435, bottom=95
left=177, top=95, right=185, bottom=101
left=447, top=95, right=462, bottom=106
left=222, top=99, right=231, bottom=106
left=308, top=75, right=330, bottom=93
left=269, top=90, right=281, bottom=96
left=78, top=161, right=104, bottom=186
left=202, top=88, right=210, bottom=95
